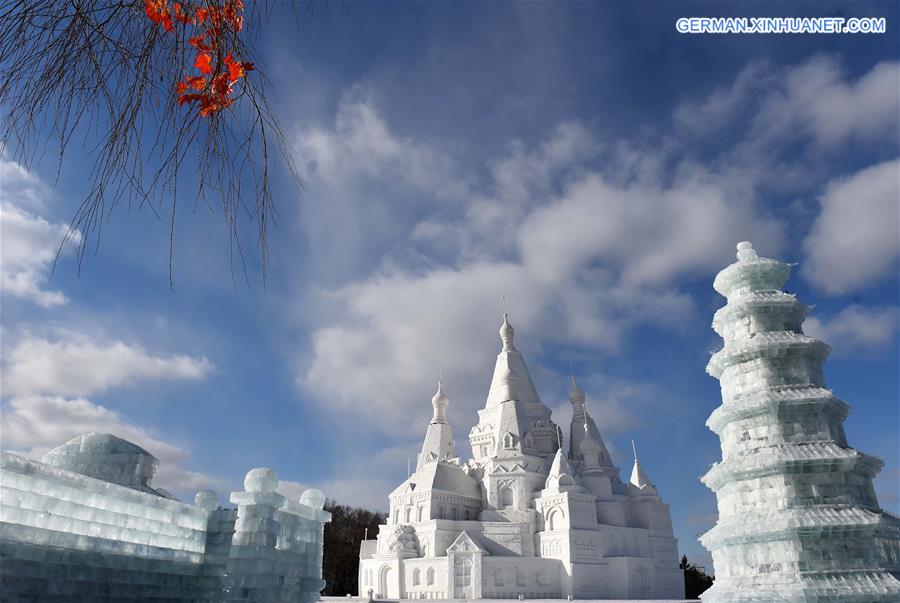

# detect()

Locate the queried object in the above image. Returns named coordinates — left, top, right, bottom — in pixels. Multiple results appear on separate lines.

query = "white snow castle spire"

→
left=417, top=374, right=458, bottom=470
left=699, top=241, right=900, bottom=602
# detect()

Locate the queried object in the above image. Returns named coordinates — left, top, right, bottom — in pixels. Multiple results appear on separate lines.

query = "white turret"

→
left=417, top=377, right=458, bottom=470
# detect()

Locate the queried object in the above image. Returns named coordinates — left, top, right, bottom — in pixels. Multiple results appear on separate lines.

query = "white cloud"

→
left=300, top=111, right=783, bottom=439
left=0, top=202, right=80, bottom=307
left=0, top=157, right=50, bottom=210
left=779, top=56, right=900, bottom=147
left=802, top=158, right=900, bottom=295
left=2, top=331, right=213, bottom=397
left=677, top=56, right=900, bottom=150
left=804, top=305, right=899, bottom=352
left=294, top=91, right=467, bottom=199
left=674, top=60, right=772, bottom=135
left=1, top=395, right=220, bottom=494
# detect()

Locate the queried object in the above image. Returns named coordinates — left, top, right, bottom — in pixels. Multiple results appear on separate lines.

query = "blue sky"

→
left=1, top=1, right=898, bottom=569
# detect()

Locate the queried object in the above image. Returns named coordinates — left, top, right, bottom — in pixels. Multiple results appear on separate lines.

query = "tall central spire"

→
left=483, top=313, right=545, bottom=409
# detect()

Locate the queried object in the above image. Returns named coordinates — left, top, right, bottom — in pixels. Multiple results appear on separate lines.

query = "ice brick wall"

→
left=0, top=451, right=209, bottom=601
left=222, top=469, right=329, bottom=603
left=699, top=242, right=900, bottom=603
left=1, top=444, right=331, bottom=602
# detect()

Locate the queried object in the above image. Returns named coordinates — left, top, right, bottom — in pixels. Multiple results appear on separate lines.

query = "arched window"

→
left=516, top=567, right=526, bottom=587
left=546, top=507, right=561, bottom=531
left=421, top=538, right=429, bottom=557
left=503, top=432, right=514, bottom=449
left=451, top=507, right=458, bottom=520
left=426, top=567, right=435, bottom=586
left=438, top=505, right=446, bottom=519
left=417, top=506, right=424, bottom=522
left=463, top=509, right=470, bottom=520
left=412, top=568, right=421, bottom=586
left=392, top=509, right=398, bottom=524
left=499, top=486, right=514, bottom=509
left=405, top=507, right=412, bottom=522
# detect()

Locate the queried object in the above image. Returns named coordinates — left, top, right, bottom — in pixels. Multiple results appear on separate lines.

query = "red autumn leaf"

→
left=177, top=81, right=188, bottom=94
left=173, top=2, right=192, bottom=24
left=242, top=62, right=255, bottom=72
left=194, top=52, right=214, bottom=75
left=194, top=7, right=209, bottom=24
left=224, top=54, right=245, bottom=83
left=186, top=76, right=207, bottom=90
left=144, top=0, right=174, bottom=31
left=212, top=73, right=231, bottom=96
left=177, top=93, right=205, bottom=106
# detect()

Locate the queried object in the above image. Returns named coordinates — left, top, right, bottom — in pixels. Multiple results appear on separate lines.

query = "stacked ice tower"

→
left=700, top=242, right=900, bottom=602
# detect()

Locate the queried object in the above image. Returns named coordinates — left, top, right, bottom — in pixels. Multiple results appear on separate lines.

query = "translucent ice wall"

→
left=1, top=446, right=332, bottom=602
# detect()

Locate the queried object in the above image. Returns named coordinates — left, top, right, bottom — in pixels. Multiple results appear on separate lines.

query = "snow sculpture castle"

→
left=700, top=242, right=900, bottom=602
left=358, top=316, right=684, bottom=600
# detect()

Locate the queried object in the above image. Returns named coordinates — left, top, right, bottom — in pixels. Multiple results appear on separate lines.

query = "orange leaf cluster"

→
left=143, top=1, right=254, bottom=118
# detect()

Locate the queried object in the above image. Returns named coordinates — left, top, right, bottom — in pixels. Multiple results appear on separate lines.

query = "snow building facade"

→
left=700, top=241, right=900, bottom=602
left=358, top=315, right=684, bottom=600
left=0, top=433, right=331, bottom=602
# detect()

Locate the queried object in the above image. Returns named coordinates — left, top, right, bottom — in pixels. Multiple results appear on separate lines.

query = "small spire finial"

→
left=736, top=241, right=758, bottom=261
left=631, top=439, right=638, bottom=461
left=499, top=310, right=515, bottom=351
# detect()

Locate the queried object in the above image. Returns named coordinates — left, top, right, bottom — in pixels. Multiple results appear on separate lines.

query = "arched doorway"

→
left=634, top=566, right=650, bottom=598
left=499, top=486, right=514, bottom=509
left=379, top=565, right=398, bottom=599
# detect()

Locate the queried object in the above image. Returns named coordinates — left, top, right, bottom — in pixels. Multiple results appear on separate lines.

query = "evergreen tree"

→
left=681, top=554, right=715, bottom=599
left=322, top=501, right=386, bottom=596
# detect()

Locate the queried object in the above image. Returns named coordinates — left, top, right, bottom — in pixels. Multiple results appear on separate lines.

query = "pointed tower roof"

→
left=629, top=440, right=657, bottom=494
left=492, top=370, right=532, bottom=457
left=544, top=447, right=578, bottom=491
left=483, top=314, right=547, bottom=411
left=567, top=383, right=616, bottom=475
left=579, top=420, right=601, bottom=456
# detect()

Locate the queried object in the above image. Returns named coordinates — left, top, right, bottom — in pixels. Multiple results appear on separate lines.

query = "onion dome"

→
left=499, top=313, right=516, bottom=351
left=569, top=375, right=586, bottom=408
left=431, top=379, right=450, bottom=423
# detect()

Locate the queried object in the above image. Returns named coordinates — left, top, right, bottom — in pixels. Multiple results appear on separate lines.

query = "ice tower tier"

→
left=699, top=242, right=900, bottom=603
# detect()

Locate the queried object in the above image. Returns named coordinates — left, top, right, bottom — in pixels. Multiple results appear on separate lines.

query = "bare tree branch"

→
left=0, top=0, right=311, bottom=285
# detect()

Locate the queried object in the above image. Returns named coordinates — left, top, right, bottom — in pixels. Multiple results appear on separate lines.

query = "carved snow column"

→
left=700, top=242, right=900, bottom=603
left=227, top=468, right=331, bottom=603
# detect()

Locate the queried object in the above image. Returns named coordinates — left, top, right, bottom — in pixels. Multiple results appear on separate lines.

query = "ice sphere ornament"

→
left=194, top=489, right=219, bottom=510
left=244, top=467, right=279, bottom=493
left=699, top=242, right=900, bottom=602
left=300, top=488, right=326, bottom=510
